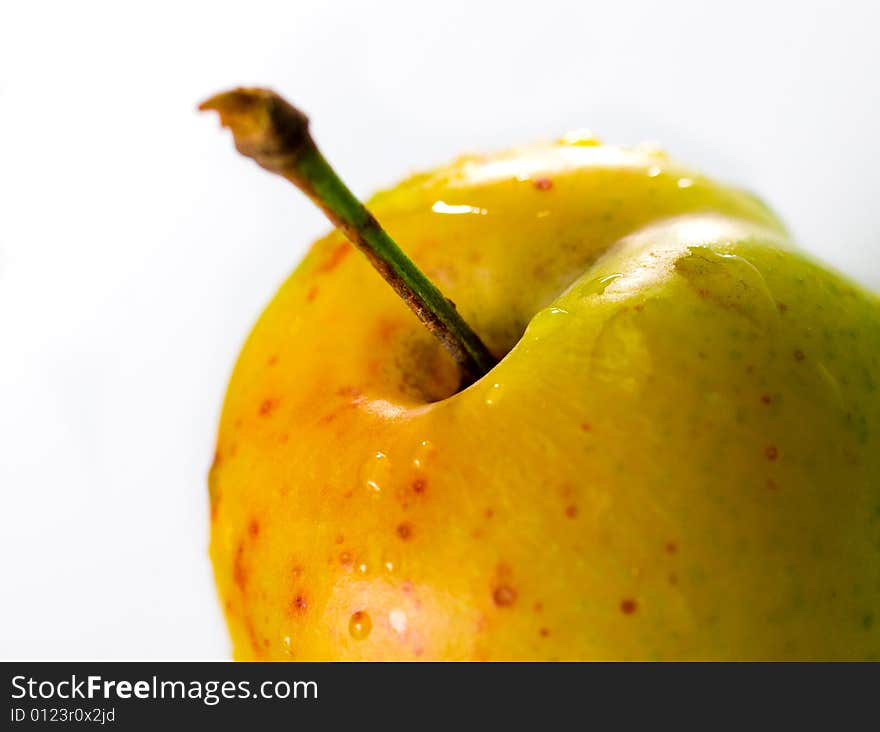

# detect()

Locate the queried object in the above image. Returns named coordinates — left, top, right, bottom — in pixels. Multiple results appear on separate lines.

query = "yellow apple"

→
left=205, top=102, right=880, bottom=660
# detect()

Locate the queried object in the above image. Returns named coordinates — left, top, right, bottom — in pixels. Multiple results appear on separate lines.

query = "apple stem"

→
left=199, top=87, right=497, bottom=386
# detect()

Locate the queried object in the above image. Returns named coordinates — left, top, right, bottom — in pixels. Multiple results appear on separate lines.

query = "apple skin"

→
left=209, top=140, right=880, bottom=660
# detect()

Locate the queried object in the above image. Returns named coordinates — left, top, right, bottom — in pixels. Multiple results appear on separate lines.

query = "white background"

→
left=1, top=1, right=878, bottom=659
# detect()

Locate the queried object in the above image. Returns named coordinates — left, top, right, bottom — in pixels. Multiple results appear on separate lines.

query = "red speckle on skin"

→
left=539, top=628, right=550, bottom=637
left=778, top=302, right=788, bottom=313
left=580, top=423, right=592, bottom=432
left=291, top=564, right=303, bottom=579
left=668, top=573, right=678, bottom=585
left=414, top=647, right=424, bottom=657
left=335, top=534, right=344, bottom=545
left=765, top=445, right=779, bottom=461
left=401, top=581, right=414, bottom=594
left=767, top=478, right=778, bottom=490
left=279, top=433, right=289, bottom=444
left=245, top=620, right=262, bottom=658
left=412, top=477, right=427, bottom=494
left=620, top=599, right=638, bottom=615
left=396, top=522, right=414, bottom=540
left=266, top=354, right=279, bottom=366
left=533, top=602, right=543, bottom=613
left=565, top=504, right=578, bottom=519
left=665, top=542, right=678, bottom=554
left=533, top=177, right=553, bottom=191
left=485, top=508, right=494, bottom=519
left=306, top=286, right=319, bottom=302
left=376, top=319, right=400, bottom=344
left=317, top=242, right=351, bottom=273
left=258, top=398, right=279, bottom=417
left=248, top=520, right=260, bottom=538
left=290, top=594, right=308, bottom=614
left=233, top=544, right=247, bottom=591
left=493, top=585, right=517, bottom=607
left=339, top=552, right=353, bottom=568
left=794, top=349, right=806, bottom=361
left=761, top=394, right=772, bottom=405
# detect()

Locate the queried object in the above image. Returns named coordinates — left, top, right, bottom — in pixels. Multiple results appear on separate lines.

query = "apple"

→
left=202, top=89, right=880, bottom=660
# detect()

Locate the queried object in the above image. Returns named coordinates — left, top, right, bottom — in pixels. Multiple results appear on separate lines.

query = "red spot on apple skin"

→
left=248, top=520, right=260, bottom=538
left=335, top=534, right=345, bottom=545
left=765, top=445, right=779, bottom=461
left=665, top=541, right=678, bottom=554
left=339, top=551, right=353, bottom=568
left=761, top=394, right=772, bottom=405
left=533, top=602, right=543, bottom=613
left=266, top=354, right=279, bottom=366
left=620, top=599, right=638, bottom=615
left=258, top=398, right=279, bottom=417
left=580, top=422, right=592, bottom=432
left=233, top=544, right=248, bottom=591
left=565, top=504, right=578, bottom=518
left=539, top=627, right=550, bottom=637
left=306, top=286, right=319, bottom=302
left=794, top=349, right=806, bottom=361
left=397, top=522, right=414, bottom=540
left=245, top=619, right=262, bottom=658
left=290, top=594, right=308, bottom=614
left=485, top=508, right=495, bottom=519
left=778, top=302, right=788, bottom=313
left=317, top=242, right=351, bottom=273
left=668, top=574, right=678, bottom=585
left=493, top=585, right=517, bottom=607
left=533, top=177, right=553, bottom=191
left=412, top=477, right=427, bottom=494
left=767, top=478, right=778, bottom=490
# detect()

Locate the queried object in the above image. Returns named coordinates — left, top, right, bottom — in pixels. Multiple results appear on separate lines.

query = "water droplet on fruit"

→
left=349, top=611, right=372, bottom=640
left=412, top=439, right=434, bottom=469
left=558, top=129, right=601, bottom=146
left=674, top=247, right=779, bottom=328
left=583, top=273, right=624, bottom=296
left=485, top=382, right=502, bottom=406
left=363, top=451, right=391, bottom=495
left=432, top=201, right=488, bottom=215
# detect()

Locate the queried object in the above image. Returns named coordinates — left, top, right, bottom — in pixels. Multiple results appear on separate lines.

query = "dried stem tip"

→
left=200, top=87, right=497, bottom=385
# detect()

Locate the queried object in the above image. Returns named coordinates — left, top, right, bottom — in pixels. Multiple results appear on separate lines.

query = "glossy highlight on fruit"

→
left=208, top=136, right=880, bottom=660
